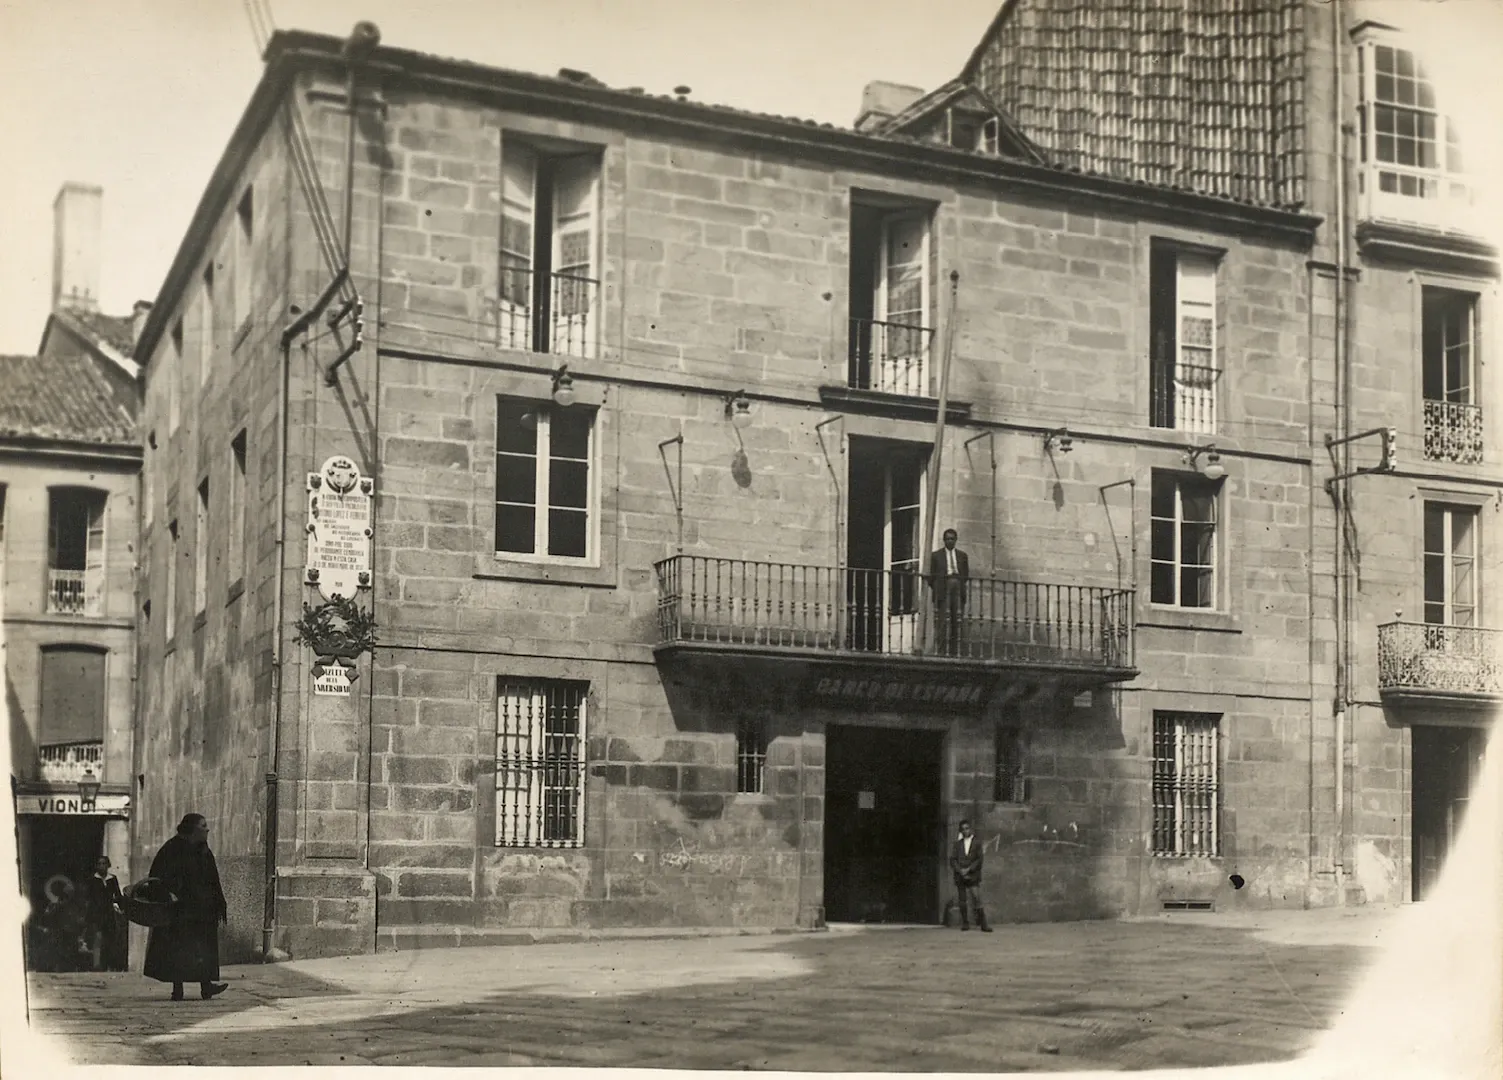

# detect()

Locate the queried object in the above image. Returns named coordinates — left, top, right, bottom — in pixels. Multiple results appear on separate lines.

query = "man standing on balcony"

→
left=928, top=529, right=969, bottom=657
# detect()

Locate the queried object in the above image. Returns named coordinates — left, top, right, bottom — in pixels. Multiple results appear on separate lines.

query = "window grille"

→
left=1151, top=712, right=1220, bottom=857
left=736, top=718, right=766, bottom=794
left=495, top=678, right=587, bottom=847
left=994, top=725, right=1030, bottom=803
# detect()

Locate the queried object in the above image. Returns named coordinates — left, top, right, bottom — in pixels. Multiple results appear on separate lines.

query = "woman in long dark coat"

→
left=143, top=814, right=229, bottom=1001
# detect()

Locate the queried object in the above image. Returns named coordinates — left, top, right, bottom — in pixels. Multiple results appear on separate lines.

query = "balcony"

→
left=1423, top=400, right=1484, bottom=465
left=1149, top=357, right=1218, bottom=435
left=654, top=555, right=1136, bottom=684
left=1378, top=622, right=1503, bottom=707
left=848, top=318, right=933, bottom=397
left=46, top=568, right=102, bottom=616
left=497, top=268, right=599, bottom=359
left=38, top=741, right=104, bottom=784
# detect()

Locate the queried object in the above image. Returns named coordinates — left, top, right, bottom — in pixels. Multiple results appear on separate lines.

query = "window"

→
left=498, top=139, right=600, bottom=358
left=165, top=519, right=178, bottom=642
left=1149, top=246, right=1219, bottom=434
left=200, top=266, right=215, bottom=385
left=994, top=725, right=1030, bottom=803
left=495, top=678, right=587, bottom=847
left=38, top=646, right=107, bottom=748
left=228, top=431, right=247, bottom=585
left=194, top=480, right=209, bottom=614
left=47, top=488, right=106, bottom=616
left=234, top=188, right=253, bottom=330
left=1151, top=711, right=1220, bottom=857
left=494, top=397, right=593, bottom=560
left=848, top=201, right=932, bottom=396
left=143, top=444, right=154, bottom=528
left=736, top=718, right=767, bottom=794
left=1357, top=38, right=1471, bottom=224
left=1150, top=472, right=1219, bottom=609
left=168, top=321, right=183, bottom=434
left=1424, top=503, right=1478, bottom=627
left=1421, top=287, right=1482, bottom=464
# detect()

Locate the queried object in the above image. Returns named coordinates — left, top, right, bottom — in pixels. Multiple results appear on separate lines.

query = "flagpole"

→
left=918, top=270, right=960, bottom=655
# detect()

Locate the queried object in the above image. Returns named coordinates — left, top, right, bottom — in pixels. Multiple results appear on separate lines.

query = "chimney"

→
left=132, top=301, right=153, bottom=349
left=52, top=182, right=103, bottom=313
left=854, top=81, right=926, bottom=133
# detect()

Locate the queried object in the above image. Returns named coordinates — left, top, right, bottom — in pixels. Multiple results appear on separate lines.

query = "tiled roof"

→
left=56, top=306, right=136, bottom=359
left=962, top=0, right=1307, bottom=210
left=0, top=348, right=138, bottom=445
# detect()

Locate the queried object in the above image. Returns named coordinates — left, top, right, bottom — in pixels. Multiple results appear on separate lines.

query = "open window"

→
left=1421, top=287, right=1482, bottom=464
left=1149, top=246, right=1220, bottom=434
left=47, top=487, right=106, bottom=616
left=849, top=198, right=933, bottom=396
left=499, top=138, right=601, bottom=359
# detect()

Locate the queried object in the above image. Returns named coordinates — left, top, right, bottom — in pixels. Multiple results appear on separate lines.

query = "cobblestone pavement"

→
left=16, top=907, right=1399, bottom=1071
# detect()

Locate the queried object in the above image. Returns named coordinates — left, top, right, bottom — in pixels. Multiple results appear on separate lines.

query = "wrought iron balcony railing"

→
left=497, top=267, right=599, bottom=359
left=655, top=555, right=1135, bottom=672
left=1423, top=399, right=1484, bottom=465
left=1149, top=357, right=1219, bottom=435
left=1378, top=621, right=1503, bottom=700
left=848, top=317, right=933, bottom=397
left=38, top=741, right=104, bottom=784
left=46, top=568, right=102, bottom=616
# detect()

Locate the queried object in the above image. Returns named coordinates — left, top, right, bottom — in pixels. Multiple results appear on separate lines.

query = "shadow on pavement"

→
left=45, top=920, right=1380, bottom=1070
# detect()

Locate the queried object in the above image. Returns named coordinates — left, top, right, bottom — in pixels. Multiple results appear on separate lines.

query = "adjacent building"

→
left=129, top=0, right=1497, bottom=961
left=3, top=184, right=143, bottom=969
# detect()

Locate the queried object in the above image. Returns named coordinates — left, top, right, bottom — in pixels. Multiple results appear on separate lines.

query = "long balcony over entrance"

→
left=1378, top=621, right=1503, bottom=707
left=654, top=555, right=1136, bottom=682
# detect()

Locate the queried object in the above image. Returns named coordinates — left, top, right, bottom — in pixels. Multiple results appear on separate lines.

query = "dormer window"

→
left=945, top=109, right=1001, bottom=155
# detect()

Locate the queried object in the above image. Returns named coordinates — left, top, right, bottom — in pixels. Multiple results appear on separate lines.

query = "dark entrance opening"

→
left=823, top=723, right=945, bottom=924
left=1411, top=724, right=1483, bottom=901
left=20, top=816, right=106, bottom=971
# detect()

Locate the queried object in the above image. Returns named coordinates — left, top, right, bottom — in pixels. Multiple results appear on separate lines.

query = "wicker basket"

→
left=122, top=879, right=178, bottom=929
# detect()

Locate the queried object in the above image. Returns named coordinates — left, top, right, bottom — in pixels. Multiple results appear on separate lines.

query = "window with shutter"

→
left=38, top=646, right=107, bottom=747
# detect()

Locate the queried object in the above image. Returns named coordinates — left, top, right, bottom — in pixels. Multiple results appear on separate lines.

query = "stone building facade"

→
left=3, top=183, right=143, bottom=970
left=129, top=3, right=1496, bottom=961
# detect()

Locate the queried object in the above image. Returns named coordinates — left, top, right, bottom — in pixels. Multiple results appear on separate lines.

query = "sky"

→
left=0, top=0, right=998, bottom=355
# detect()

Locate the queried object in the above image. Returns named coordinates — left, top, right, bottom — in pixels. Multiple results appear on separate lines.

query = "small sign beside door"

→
left=858, top=791, right=876, bottom=810
left=313, top=660, right=356, bottom=696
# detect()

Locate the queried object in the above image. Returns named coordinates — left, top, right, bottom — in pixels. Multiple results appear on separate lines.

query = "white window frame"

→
left=1151, top=711, right=1220, bottom=857
left=199, top=266, right=215, bottom=387
left=194, top=479, right=209, bottom=614
left=1149, top=472, right=1220, bottom=611
left=494, top=397, right=597, bottom=565
left=871, top=209, right=932, bottom=397
left=1150, top=248, right=1220, bottom=435
left=167, top=322, right=183, bottom=435
left=1423, top=503, right=1478, bottom=628
left=234, top=187, right=253, bottom=332
left=165, top=518, right=179, bottom=642
left=1355, top=31, right=1473, bottom=227
left=228, top=431, right=247, bottom=585
left=498, top=138, right=601, bottom=360
left=495, top=678, right=587, bottom=848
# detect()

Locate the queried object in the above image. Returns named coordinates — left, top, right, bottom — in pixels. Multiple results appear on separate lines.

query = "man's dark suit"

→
left=948, top=833, right=989, bottom=930
left=928, top=546, right=969, bottom=656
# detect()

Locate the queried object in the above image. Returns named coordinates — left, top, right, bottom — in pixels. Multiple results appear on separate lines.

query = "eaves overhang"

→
left=134, top=27, right=1324, bottom=367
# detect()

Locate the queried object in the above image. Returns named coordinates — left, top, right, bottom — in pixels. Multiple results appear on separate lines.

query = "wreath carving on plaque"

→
left=292, top=594, right=378, bottom=669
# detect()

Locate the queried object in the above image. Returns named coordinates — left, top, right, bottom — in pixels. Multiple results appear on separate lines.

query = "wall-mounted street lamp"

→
left=1186, top=443, right=1227, bottom=481
left=724, top=390, right=753, bottom=430
left=77, top=769, right=101, bottom=809
left=1043, top=426, right=1073, bottom=455
left=551, top=365, right=577, bottom=408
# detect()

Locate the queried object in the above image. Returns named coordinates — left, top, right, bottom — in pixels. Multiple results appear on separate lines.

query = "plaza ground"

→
left=18, top=906, right=1399, bottom=1071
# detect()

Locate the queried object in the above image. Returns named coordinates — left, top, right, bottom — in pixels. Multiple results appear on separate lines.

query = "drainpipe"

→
left=263, top=268, right=347, bottom=960
left=1331, top=0, right=1351, bottom=889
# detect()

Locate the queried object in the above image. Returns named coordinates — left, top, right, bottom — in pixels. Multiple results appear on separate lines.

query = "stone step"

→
left=375, top=923, right=801, bottom=953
